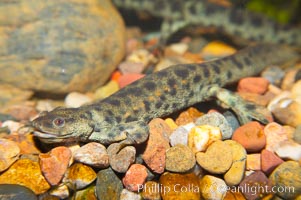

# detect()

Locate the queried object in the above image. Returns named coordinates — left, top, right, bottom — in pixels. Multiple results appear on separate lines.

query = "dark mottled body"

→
left=32, top=44, right=298, bottom=145
left=113, top=0, right=301, bottom=46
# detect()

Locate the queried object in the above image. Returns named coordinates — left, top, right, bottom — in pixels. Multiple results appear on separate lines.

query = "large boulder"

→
left=0, top=0, right=125, bottom=93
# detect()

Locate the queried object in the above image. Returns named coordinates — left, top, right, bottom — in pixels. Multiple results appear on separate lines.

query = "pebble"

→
left=126, top=49, right=156, bottom=67
left=269, top=161, right=301, bottom=199
left=199, top=175, right=227, bottom=200
left=120, top=189, right=141, bottom=200
left=261, top=149, right=284, bottom=175
left=261, top=66, right=285, bottom=86
left=200, top=41, right=236, bottom=59
left=246, top=154, right=261, bottom=171
left=224, top=140, right=247, bottom=186
left=64, top=92, right=92, bottom=108
left=0, top=184, right=37, bottom=200
left=0, top=158, right=50, bottom=194
left=95, top=168, right=123, bottom=200
left=237, top=77, right=269, bottom=94
left=159, top=172, right=201, bottom=200
left=175, top=107, right=203, bottom=126
left=141, top=181, right=161, bottom=200
left=118, top=73, right=145, bottom=88
left=165, top=118, right=178, bottom=131
left=294, top=125, right=301, bottom=144
left=63, top=163, right=97, bottom=190
left=154, top=56, right=188, bottom=71
left=188, top=125, right=222, bottom=153
left=275, top=140, right=301, bottom=161
left=165, top=144, right=196, bottom=172
left=108, top=144, right=136, bottom=173
left=0, top=84, right=33, bottom=109
left=232, top=121, right=266, bottom=153
left=196, top=140, right=232, bottom=174
left=49, top=184, right=69, bottom=199
left=281, top=68, right=299, bottom=90
left=94, top=80, right=119, bottom=100
left=74, top=185, right=96, bottom=200
left=39, top=146, right=72, bottom=185
left=168, top=43, right=189, bottom=55
left=118, top=61, right=146, bottom=75
left=196, top=112, right=233, bottom=139
left=4, top=104, right=38, bottom=121
left=122, top=164, right=148, bottom=192
left=1, top=120, right=23, bottom=133
left=264, top=122, right=289, bottom=152
left=291, top=80, right=301, bottom=99
left=272, top=99, right=301, bottom=127
left=224, top=190, right=246, bottom=200
left=143, top=118, right=171, bottom=174
left=223, top=111, right=240, bottom=132
left=169, top=127, right=189, bottom=146
left=73, top=142, right=109, bottom=168
left=0, top=139, right=20, bottom=172
left=239, top=171, right=272, bottom=200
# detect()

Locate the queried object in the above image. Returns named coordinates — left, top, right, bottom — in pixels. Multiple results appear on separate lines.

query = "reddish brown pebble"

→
left=118, top=73, right=145, bottom=88
left=122, top=164, right=148, bottom=192
left=39, top=146, right=72, bottom=185
left=232, top=121, right=266, bottom=153
left=238, top=77, right=269, bottom=94
left=143, top=118, right=171, bottom=174
left=239, top=171, right=272, bottom=200
left=108, top=144, right=136, bottom=173
left=261, top=149, right=284, bottom=175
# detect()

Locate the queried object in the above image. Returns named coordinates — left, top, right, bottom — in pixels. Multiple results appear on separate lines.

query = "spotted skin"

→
left=32, top=44, right=298, bottom=146
left=112, top=0, right=301, bottom=46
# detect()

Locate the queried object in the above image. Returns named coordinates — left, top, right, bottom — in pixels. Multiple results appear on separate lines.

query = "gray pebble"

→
left=293, top=125, right=301, bottom=144
left=0, top=184, right=37, bottom=200
left=261, top=66, right=285, bottom=86
left=223, top=111, right=240, bottom=132
left=169, top=127, right=189, bottom=146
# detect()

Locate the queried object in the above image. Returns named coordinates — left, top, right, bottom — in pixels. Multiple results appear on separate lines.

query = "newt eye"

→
left=53, top=117, right=65, bottom=127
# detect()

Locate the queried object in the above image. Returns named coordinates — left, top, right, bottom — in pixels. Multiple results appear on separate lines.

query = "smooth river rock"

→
left=0, top=0, right=125, bottom=93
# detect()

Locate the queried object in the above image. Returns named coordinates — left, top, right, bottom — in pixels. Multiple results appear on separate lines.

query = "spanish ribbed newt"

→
left=32, top=44, right=298, bottom=147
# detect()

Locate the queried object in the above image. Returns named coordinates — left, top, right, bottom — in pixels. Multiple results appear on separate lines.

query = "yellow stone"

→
left=188, top=125, right=222, bottom=153
left=200, top=41, right=236, bottom=58
left=165, top=118, right=178, bottom=131
left=159, top=172, right=200, bottom=200
left=224, top=190, right=246, bottom=200
left=246, top=154, right=261, bottom=171
left=0, top=158, right=50, bottom=194
left=199, top=175, right=227, bottom=200
left=94, top=80, right=119, bottom=100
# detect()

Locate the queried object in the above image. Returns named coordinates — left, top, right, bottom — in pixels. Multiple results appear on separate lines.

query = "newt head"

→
left=31, top=107, right=94, bottom=143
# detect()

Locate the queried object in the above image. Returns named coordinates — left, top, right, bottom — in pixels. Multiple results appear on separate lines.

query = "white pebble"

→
left=65, top=92, right=92, bottom=108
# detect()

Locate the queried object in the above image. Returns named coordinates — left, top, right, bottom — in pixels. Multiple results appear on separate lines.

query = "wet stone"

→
left=196, top=111, right=233, bottom=139
left=7, top=133, right=41, bottom=155
left=96, top=168, right=123, bottom=200
left=74, top=142, right=109, bottom=168
left=94, top=80, right=119, bottom=100
left=199, top=175, right=227, bottom=200
left=175, top=107, right=203, bottom=126
left=49, top=184, right=69, bottom=199
left=39, top=146, right=72, bottom=186
left=108, top=144, right=136, bottom=173
left=0, top=138, right=20, bottom=172
left=0, top=184, right=37, bottom=200
left=159, top=172, right=201, bottom=200
left=272, top=100, right=301, bottom=127
left=141, top=181, right=161, bottom=200
left=275, top=140, right=301, bottom=161
left=196, top=140, right=232, bottom=174
left=0, top=159, right=50, bottom=194
left=224, top=140, right=247, bottom=186
left=269, top=161, right=301, bottom=199
left=120, top=189, right=141, bottom=200
left=118, top=73, right=145, bottom=88
left=63, top=163, right=97, bottom=190
left=223, top=111, right=240, bottom=132
left=261, top=149, right=284, bottom=175
left=74, top=185, right=97, bottom=200
left=232, top=121, right=266, bottom=153
left=169, top=126, right=189, bottom=146
left=165, top=118, right=178, bottom=131
left=122, top=164, right=148, bottom=192
left=165, top=144, right=196, bottom=173
left=239, top=171, right=272, bottom=200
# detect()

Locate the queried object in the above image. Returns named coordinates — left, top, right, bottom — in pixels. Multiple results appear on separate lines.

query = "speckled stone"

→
left=39, top=146, right=72, bottom=185
left=0, top=184, right=37, bottom=200
left=246, top=154, right=261, bottom=171
left=175, top=107, right=203, bottom=126
left=73, top=142, right=109, bottom=168
left=122, top=164, right=148, bottom=192
left=96, top=168, right=123, bottom=200
left=232, top=121, right=266, bottom=153
left=108, top=144, right=136, bottom=173
left=141, top=181, right=161, bottom=200
left=224, top=140, right=247, bottom=186
left=0, top=159, right=50, bottom=194
left=159, top=172, right=201, bottom=200
left=196, top=111, right=233, bottom=139
left=264, top=122, right=289, bottom=152
left=0, top=138, right=20, bottom=172
left=199, top=175, right=227, bottom=200
left=120, top=189, right=141, bottom=200
left=75, top=185, right=96, bottom=200
left=0, top=0, right=125, bottom=93
left=261, top=149, right=284, bottom=175
left=270, top=161, right=301, bottom=199
left=239, top=171, right=272, bottom=200
left=196, top=140, right=232, bottom=174
left=165, top=144, right=195, bottom=173
left=63, top=163, right=97, bottom=190
left=188, top=125, right=222, bottom=153
left=143, top=118, right=171, bottom=174
left=169, top=126, right=189, bottom=146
